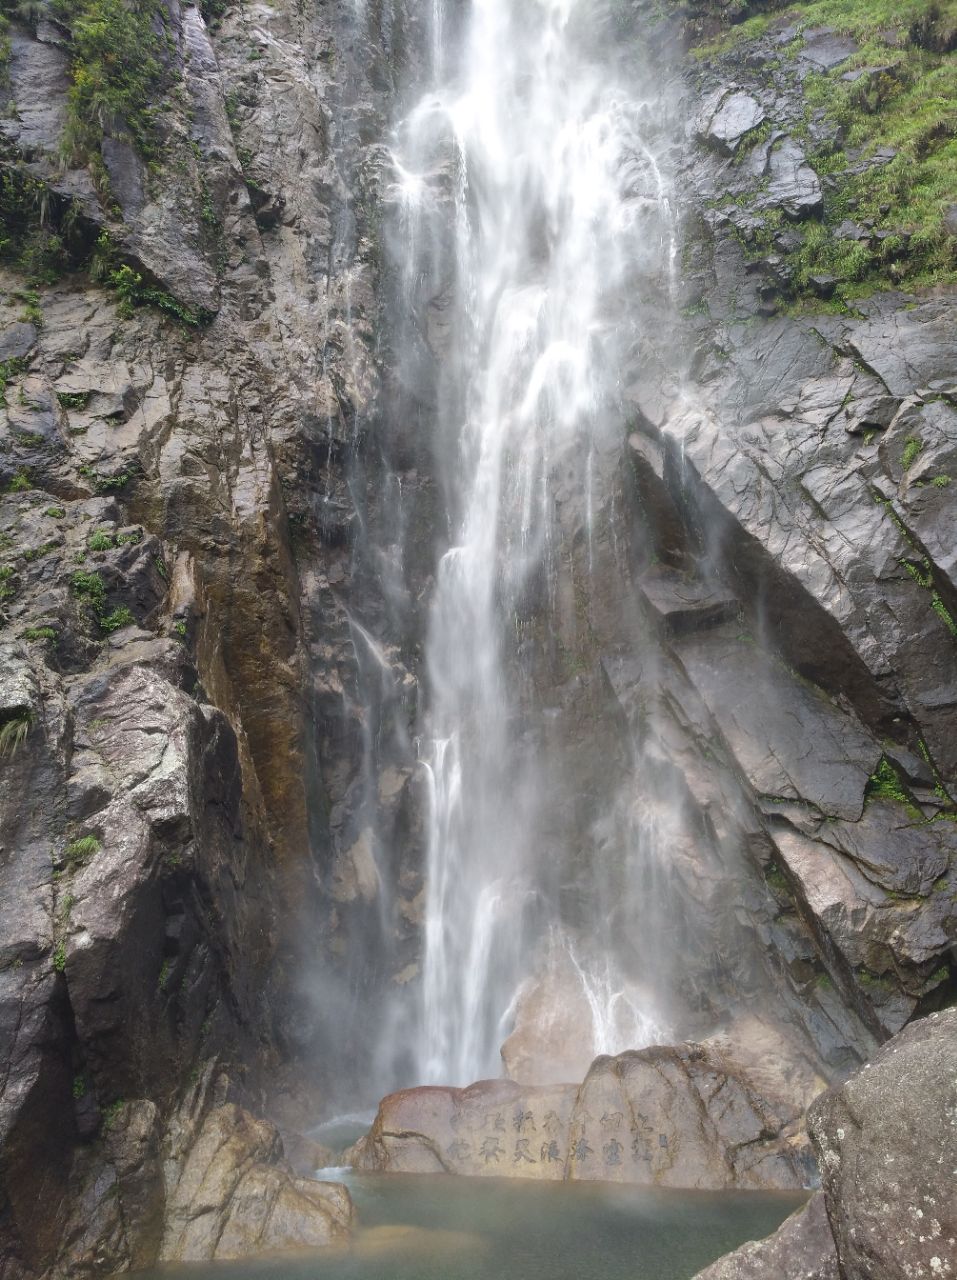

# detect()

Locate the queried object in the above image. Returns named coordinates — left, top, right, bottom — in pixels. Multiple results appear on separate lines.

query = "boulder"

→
left=808, top=1008, right=957, bottom=1280
left=692, top=1193, right=838, bottom=1280
left=160, top=1105, right=354, bottom=1262
left=698, top=1009, right=957, bottom=1280
left=354, top=1040, right=815, bottom=1190
left=695, top=90, right=766, bottom=155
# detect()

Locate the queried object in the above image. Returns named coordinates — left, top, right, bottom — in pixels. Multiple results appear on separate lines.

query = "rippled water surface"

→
left=145, top=1173, right=805, bottom=1280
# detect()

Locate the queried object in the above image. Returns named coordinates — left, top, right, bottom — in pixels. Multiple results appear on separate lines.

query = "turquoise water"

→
left=143, top=1172, right=805, bottom=1280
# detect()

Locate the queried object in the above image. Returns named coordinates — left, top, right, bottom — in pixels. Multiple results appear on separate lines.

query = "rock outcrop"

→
left=696, top=1009, right=957, bottom=1279
left=161, top=1103, right=353, bottom=1262
left=693, top=1194, right=838, bottom=1280
left=352, top=1037, right=817, bottom=1191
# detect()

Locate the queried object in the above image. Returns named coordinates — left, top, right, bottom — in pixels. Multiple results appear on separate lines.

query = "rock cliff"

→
left=0, top=0, right=954, bottom=1274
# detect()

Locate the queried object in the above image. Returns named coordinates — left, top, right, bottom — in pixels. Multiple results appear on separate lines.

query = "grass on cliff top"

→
left=794, top=48, right=957, bottom=294
left=695, top=0, right=957, bottom=54
left=696, top=1, right=957, bottom=300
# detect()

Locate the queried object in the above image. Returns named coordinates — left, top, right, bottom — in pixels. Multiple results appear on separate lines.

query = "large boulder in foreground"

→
left=694, top=1007, right=957, bottom=1280
left=809, top=1006, right=957, bottom=1280
left=352, top=1040, right=814, bottom=1190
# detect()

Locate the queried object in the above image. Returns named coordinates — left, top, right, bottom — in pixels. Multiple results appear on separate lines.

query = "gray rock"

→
left=766, top=138, right=824, bottom=219
left=692, top=1193, right=838, bottom=1280
left=696, top=90, right=766, bottom=155
left=161, top=1104, right=353, bottom=1262
left=355, top=1039, right=816, bottom=1191
left=808, top=1008, right=957, bottom=1280
left=799, top=30, right=858, bottom=70
left=0, top=322, right=37, bottom=363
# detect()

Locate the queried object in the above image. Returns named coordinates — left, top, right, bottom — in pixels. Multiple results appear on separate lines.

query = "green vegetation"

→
left=8, top=470, right=31, bottom=493
left=172, top=620, right=187, bottom=638
left=22, top=541, right=58, bottom=562
left=0, top=169, right=72, bottom=283
left=88, top=530, right=114, bottom=551
left=901, top=436, right=922, bottom=469
left=14, top=289, right=43, bottom=328
left=71, top=569, right=106, bottom=611
left=0, top=357, right=28, bottom=406
left=65, top=833, right=101, bottom=866
left=52, top=0, right=169, bottom=169
left=72, top=1075, right=87, bottom=1099
left=23, top=626, right=57, bottom=641
left=78, top=458, right=139, bottom=494
left=900, top=555, right=957, bottom=639
left=102, top=1099, right=124, bottom=1128
left=71, top=570, right=137, bottom=633
left=933, top=474, right=951, bottom=487
left=56, top=390, right=90, bottom=410
left=100, top=605, right=134, bottom=632
left=0, top=711, right=31, bottom=758
left=91, top=234, right=208, bottom=326
left=45, top=506, right=66, bottom=518
left=694, top=1, right=957, bottom=301
left=866, top=755, right=921, bottom=816
left=0, top=564, right=14, bottom=602
left=158, top=958, right=171, bottom=990
left=53, top=941, right=67, bottom=972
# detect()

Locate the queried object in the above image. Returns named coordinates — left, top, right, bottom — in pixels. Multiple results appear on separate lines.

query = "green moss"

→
left=765, top=862, right=790, bottom=894
left=45, top=506, right=66, bottom=519
left=22, top=541, right=58, bottom=561
left=71, top=569, right=105, bottom=611
left=0, top=170, right=71, bottom=282
left=933, top=474, right=952, bottom=487
left=931, top=591, right=957, bottom=638
left=102, top=1099, right=124, bottom=1128
left=695, top=2, right=957, bottom=300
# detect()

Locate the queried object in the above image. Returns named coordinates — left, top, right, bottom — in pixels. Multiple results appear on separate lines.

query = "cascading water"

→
left=384, top=0, right=681, bottom=1086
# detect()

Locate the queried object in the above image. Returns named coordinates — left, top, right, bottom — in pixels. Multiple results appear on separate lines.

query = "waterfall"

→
left=386, top=0, right=680, bottom=1087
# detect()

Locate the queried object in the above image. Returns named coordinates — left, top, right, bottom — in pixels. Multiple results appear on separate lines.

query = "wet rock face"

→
left=0, top=0, right=407, bottom=1264
left=352, top=1040, right=813, bottom=1191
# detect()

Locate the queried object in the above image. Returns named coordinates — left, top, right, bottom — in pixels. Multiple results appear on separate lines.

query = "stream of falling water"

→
left=388, top=0, right=679, bottom=1087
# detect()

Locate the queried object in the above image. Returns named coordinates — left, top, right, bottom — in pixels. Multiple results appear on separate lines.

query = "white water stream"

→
left=386, top=0, right=679, bottom=1086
